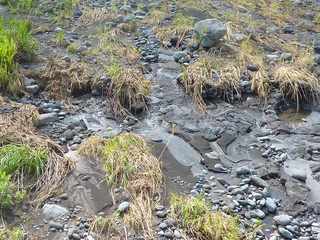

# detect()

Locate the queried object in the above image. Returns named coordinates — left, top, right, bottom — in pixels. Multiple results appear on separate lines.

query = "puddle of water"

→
left=284, top=159, right=320, bottom=203
left=278, top=107, right=311, bottom=125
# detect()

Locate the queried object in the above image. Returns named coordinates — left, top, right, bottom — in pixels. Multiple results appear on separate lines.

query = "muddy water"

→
left=278, top=107, right=312, bottom=125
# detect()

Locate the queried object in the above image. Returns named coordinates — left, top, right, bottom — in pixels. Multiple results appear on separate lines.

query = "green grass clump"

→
left=170, top=194, right=240, bottom=240
left=0, top=226, right=24, bottom=240
left=0, top=171, right=14, bottom=209
left=55, top=30, right=65, bottom=46
left=0, top=35, right=19, bottom=93
left=79, top=133, right=162, bottom=196
left=0, top=144, right=47, bottom=209
left=0, top=0, right=35, bottom=13
left=0, top=18, right=37, bottom=94
left=0, top=144, right=48, bottom=177
left=6, top=19, right=37, bottom=59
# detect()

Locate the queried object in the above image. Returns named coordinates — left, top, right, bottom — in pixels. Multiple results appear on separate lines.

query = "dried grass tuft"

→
left=273, top=64, right=320, bottom=109
left=41, top=58, right=93, bottom=99
left=79, top=7, right=117, bottom=26
left=181, top=56, right=241, bottom=112
left=106, top=62, right=150, bottom=116
left=124, top=194, right=154, bottom=239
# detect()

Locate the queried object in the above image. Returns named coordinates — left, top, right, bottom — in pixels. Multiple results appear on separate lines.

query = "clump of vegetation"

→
left=78, top=135, right=106, bottom=159
left=53, top=0, right=79, bottom=23
left=155, top=13, right=194, bottom=47
left=90, top=215, right=118, bottom=239
left=144, top=6, right=168, bottom=26
left=0, top=98, right=74, bottom=205
left=5, top=19, right=37, bottom=60
left=79, top=7, right=117, bottom=26
left=101, top=133, right=162, bottom=195
left=239, top=39, right=270, bottom=99
left=0, top=144, right=47, bottom=177
left=55, top=30, right=65, bottom=46
left=0, top=144, right=47, bottom=209
left=0, top=226, right=24, bottom=240
left=273, top=65, right=320, bottom=110
left=79, top=133, right=163, bottom=239
left=106, top=61, right=150, bottom=116
left=123, top=195, right=154, bottom=239
left=98, top=28, right=140, bottom=64
left=42, top=57, right=93, bottom=99
left=67, top=42, right=79, bottom=53
left=0, top=0, right=35, bottom=13
left=170, top=194, right=240, bottom=240
left=0, top=18, right=37, bottom=94
left=181, top=55, right=241, bottom=112
left=0, top=145, right=47, bottom=209
left=0, top=171, right=14, bottom=209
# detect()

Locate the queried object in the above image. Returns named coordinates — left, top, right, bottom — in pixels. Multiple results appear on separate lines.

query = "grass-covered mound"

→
left=79, top=133, right=162, bottom=239
left=0, top=97, right=73, bottom=208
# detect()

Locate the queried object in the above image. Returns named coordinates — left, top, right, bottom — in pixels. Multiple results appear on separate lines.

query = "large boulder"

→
left=194, top=19, right=226, bottom=48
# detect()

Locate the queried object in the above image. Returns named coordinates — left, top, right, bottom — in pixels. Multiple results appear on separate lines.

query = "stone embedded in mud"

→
left=37, top=113, right=58, bottom=127
left=48, top=221, right=64, bottom=230
left=250, top=175, right=269, bottom=188
left=278, top=227, right=294, bottom=239
left=274, top=214, right=293, bottom=226
left=249, top=209, right=266, bottom=219
left=194, top=19, right=226, bottom=48
left=42, top=204, right=69, bottom=220
left=236, top=166, right=253, bottom=177
left=265, top=197, right=277, bottom=213
left=25, top=84, right=40, bottom=95
left=173, top=51, right=190, bottom=64
left=117, top=201, right=130, bottom=213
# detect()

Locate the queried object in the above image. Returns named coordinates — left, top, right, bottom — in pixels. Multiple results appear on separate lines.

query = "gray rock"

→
left=250, top=209, right=266, bottom=219
left=156, top=210, right=167, bottom=218
left=274, top=215, right=293, bottom=226
left=173, top=51, right=189, bottom=64
left=194, top=19, right=226, bottom=48
left=236, top=166, right=252, bottom=176
left=174, top=230, right=182, bottom=239
left=250, top=175, right=269, bottom=188
left=42, top=204, right=69, bottom=220
left=265, top=198, right=277, bottom=213
left=63, top=129, right=76, bottom=140
left=25, top=85, right=40, bottom=94
left=159, top=222, right=168, bottom=230
left=37, top=113, right=58, bottom=127
left=48, top=221, right=64, bottom=230
left=118, top=201, right=130, bottom=213
left=278, top=227, right=294, bottom=239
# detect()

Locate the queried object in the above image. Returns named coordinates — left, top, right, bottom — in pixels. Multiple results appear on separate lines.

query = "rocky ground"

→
left=2, top=0, right=320, bottom=239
